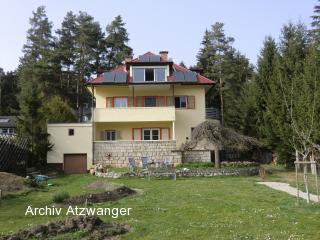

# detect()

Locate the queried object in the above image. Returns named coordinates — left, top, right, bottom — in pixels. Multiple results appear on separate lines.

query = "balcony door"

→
left=144, top=97, right=156, bottom=107
left=114, top=97, right=128, bottom=108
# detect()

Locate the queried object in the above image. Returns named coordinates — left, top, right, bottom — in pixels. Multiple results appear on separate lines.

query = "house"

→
left=0, top=116, right=17, bottom=135
left=47, top=51, right=217, bottom=173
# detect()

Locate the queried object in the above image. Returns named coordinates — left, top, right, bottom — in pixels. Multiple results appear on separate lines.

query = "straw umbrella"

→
left=181, top=120, right=261, bottom=168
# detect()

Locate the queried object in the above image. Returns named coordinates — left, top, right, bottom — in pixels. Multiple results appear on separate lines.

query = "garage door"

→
left=64, top=154, right=87, bottom=174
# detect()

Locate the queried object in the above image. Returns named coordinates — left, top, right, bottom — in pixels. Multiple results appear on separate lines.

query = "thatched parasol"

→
left=182, top=120, right=261, bottom=151
left=181, top=120, right=261, bottom=167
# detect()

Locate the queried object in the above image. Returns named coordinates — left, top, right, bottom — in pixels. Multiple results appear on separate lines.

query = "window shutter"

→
left=161, top=128, right=170, bottom=140
left=166, top=96, right=174, bottom=106
left=157, top=96, right=166, bottom=107
left=133, top=128, right=142, bottom=140
left=127, top=97, right=134, bottom=107
left=187, top=96, right=195, bottom=109
left=116, top=131, right=121, bottom=140
left=135, top=97, right=144, bottom=107
left=106, top=97, right=113, bottom=108
left=101, top=131, right=106, bottom=141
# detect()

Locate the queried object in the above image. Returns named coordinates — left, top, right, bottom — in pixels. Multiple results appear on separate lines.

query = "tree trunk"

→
left=219, top=66, right=224, bottom=126
left=214, top=146, right=220, bottom=168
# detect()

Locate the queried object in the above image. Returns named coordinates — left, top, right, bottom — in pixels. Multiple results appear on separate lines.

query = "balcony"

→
left=94, top=106, right=176, bottom=122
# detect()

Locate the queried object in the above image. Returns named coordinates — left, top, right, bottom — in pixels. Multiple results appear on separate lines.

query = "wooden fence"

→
left=0, top=134, right=29, bottom=172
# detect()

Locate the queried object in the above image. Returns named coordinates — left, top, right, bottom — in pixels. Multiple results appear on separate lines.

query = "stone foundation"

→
left=183, top=150, right=211, bottom=163
left=94, top=141, right=181, bottom=167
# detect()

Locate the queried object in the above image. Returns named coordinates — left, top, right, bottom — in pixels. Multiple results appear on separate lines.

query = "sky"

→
left=0, top=0, right=316, bottom=72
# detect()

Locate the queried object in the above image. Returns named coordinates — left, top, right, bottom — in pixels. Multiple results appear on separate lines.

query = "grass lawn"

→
left=0, top=173, right=320, bottom=239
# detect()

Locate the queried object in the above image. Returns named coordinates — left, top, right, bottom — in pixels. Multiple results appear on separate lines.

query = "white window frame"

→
left=143, top=128, right=160, bottom=140
left=105, top=130, right=116, bottom=141
left=132, top=67, right=167, bottom=82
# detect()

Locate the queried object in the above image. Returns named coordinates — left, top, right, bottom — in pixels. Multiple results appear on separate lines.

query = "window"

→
left=143, top=129, right=159, bottom=140
left=105, top=130, right=116, bottom=141
left=1, top=128, right=8, bottom=134
left=114, top=97, right=127, bottom=108
left=133, top=68, right=144, bottom=82
left=175, top=96, right=187, bottom=108
left=9, top=128, right=15, bottom=134
left=144, top=97, right=156, bottom=107
left=145, top=69, right=154, bottom=81
left=155, top=68, right=166, bottom=81
left=132, top=68, right=166, bottom=82
left=68, top=129, right=74, bottom=136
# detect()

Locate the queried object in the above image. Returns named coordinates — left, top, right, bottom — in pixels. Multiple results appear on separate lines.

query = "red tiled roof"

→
left=88, top=52, right=215, bottom=85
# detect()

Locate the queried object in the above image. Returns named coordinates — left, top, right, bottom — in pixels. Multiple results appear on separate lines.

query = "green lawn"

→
left=0, top=173, right=320, bottom=239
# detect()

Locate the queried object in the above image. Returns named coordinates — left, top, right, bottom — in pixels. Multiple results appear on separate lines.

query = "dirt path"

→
left=257, top=182, right=320, bottom=203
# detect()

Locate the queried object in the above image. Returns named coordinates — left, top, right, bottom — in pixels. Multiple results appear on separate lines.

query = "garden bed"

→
left=0, top=216, right=128, bottom=240
left=63, top=186, right=136, bottom=205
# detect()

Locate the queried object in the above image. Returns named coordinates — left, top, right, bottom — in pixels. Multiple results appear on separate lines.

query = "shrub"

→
left=52, top=192, right=70, bottom=203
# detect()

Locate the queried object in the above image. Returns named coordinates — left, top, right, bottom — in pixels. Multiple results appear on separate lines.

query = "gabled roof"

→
left=130, top=51, right=170, bottom=63
left=87, top=51, right=215, bottom=85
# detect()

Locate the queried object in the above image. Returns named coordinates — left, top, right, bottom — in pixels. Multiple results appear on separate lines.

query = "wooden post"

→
left=295, top=163, right=299, bottom=204
left=311, top=152, right=316, bottom=175
left=314, top=162, right=319, bottom=203
left=303, top=165, right=310, bottom=203
left=214, top=146, right=220, bottom=169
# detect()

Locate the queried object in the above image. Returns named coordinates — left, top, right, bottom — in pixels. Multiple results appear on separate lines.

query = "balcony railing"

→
left=106, top=96, right=195, bottom=108
left=94, top=106, right=176, bottom=122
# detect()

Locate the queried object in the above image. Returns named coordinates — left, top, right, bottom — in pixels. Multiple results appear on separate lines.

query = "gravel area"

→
left=258, top=182, right=320, bottom=203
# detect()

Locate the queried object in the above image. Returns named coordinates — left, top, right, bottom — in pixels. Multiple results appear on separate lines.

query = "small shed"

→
left=0, top=116, right=17, bottom=135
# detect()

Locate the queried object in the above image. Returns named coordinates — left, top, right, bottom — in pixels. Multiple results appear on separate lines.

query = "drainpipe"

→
left=91, top=86, right=95, bottom=166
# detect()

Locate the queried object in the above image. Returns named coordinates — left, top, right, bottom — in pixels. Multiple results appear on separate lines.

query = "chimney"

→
left=159, top=51, right=169, bottom=61
left=124, top=56, right=133, bottom=63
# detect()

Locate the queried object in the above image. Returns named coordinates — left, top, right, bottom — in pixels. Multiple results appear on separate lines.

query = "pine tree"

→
left=42, top=96, right=76, bottom=123
left=74, top=11, right=104, bottom=120
left=104, top=15, right=133, bottom=70
left=55, top=11, right=78, bottom=98
left=269, top=23, right=309, bottom=166
left=55, top=11, right=104, bottom=119
left=197, top=22, right=253, bottom=128
left=0, top=70, right=19, bottom=115
left=18, top=6, right=55, bottom=165
left=254, top=36, right=279, bottom=145
left=311, top=0, right=320, bottom=42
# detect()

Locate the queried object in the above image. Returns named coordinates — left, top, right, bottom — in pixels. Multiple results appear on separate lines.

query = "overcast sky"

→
left=0, top=0, right=316, bottom=72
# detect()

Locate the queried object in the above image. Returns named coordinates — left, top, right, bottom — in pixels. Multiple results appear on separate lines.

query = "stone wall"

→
left=94, top=141, right=181, bottom=167
left=175, top=167, right=259, bottom=177
left=95, top=167, right=260, bottom=178
left=182, top=150, right=211, bottom=163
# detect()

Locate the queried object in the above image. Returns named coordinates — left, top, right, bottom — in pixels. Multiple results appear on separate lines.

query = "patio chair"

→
left=128, top=157, right=136, bottom=173
left=141, top=157, right=150, bottom=170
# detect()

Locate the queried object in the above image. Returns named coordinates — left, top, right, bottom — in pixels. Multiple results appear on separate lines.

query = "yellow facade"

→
left=91, top=84, right=207, bottom=147
left=47, top=123, right=93, bottom=169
